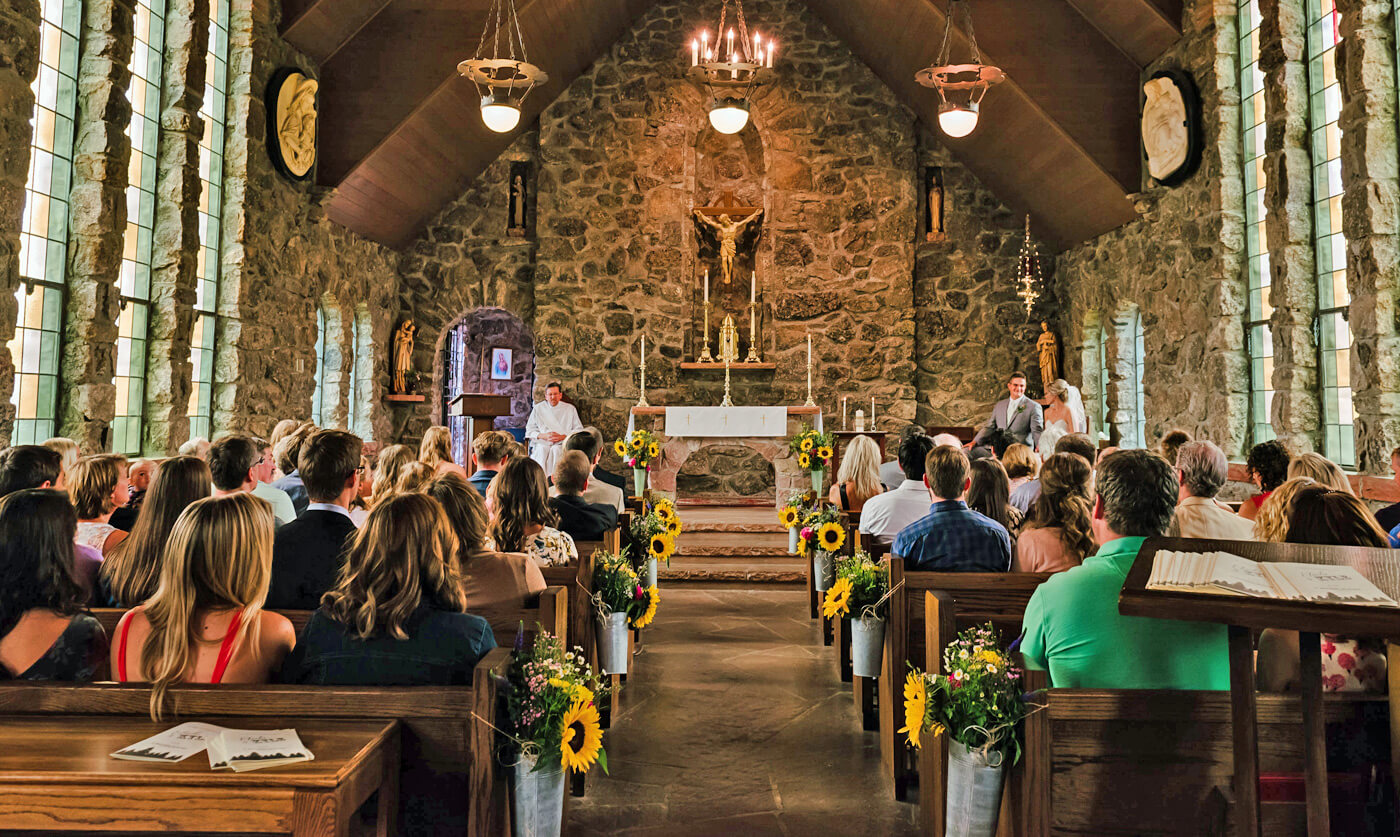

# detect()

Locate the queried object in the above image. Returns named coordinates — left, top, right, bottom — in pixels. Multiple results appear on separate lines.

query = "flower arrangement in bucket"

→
left=501, top=629, right=609, bottom=837
left=778, top=490, right=817, bottom=554
left=821, top=552, right=891, bottom=678
left=630, top=497, right=681, bottom=587
left=613, top=429, right=661, bottom=497
left=901, top=623, right=1039, bottom=837
left=796, top=504, right=845, bottom=592
left=788, top=425, right=835, bottom=493
left=590, top=550, right=661, bottom=673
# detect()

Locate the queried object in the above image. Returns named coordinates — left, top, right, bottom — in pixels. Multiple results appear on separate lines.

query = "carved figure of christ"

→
left=693, top=208, right=762, bottom=285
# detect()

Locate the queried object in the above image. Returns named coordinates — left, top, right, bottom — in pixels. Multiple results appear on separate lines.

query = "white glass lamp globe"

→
left=938, top=101, right=979, bottom=138
left=708, top=101, right=750, bottom=134
left=481, top=98, right=522, bottom=133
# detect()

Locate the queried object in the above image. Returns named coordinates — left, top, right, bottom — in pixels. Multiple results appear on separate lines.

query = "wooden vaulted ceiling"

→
left=281, top=0, right=1183, bottom=251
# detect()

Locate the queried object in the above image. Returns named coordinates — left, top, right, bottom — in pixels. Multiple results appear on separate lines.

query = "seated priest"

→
left=1020, top=449, right=1230, bottom=689
left=548, top=451, right=618, bottom=543
left=551, top=428, right=625, bottom=513
left=525, top=382, right=583, bottom=476
left=891, top=445, right=1011, bottom=572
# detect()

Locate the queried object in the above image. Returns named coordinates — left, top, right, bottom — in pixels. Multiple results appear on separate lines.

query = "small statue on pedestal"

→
left=392, top=320, right=417, bottom=394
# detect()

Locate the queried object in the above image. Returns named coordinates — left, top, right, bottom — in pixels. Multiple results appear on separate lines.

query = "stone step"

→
left=672, top=506, right=786, bottom=535
left=658, top=558, right=806, bottom=584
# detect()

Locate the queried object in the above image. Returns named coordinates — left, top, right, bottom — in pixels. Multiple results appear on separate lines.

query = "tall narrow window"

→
left=1132, top=311, right=1146, bottom=449
left=113, top=0, right=167, bottom=453
left=444, top=321, right=468, bottom=464
left=312, top=306, right=325, bottom=426
left=1306, top=0, right=1353, bottom=466
left=1096, top=326, right=1109, bottom=441
left=12, top=0, right=81, bottom=444
left=349, top=306, right=373, bottom=440
left=1240, top=0, right=1274, bottom=444
left=187, top=0, right=230, bottom=441
left=347, top=315, right=359, bottom=435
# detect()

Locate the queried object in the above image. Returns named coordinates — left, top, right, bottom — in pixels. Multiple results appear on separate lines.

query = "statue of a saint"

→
left=1036, top=321, right=1060, bottom=397
left=693, top=208, right=763, bottom=285
left=392, top=320, right=417, bottom=394
left=511, top=175, right=525, bottom=229
left=927, top=178, right=944, bottom=242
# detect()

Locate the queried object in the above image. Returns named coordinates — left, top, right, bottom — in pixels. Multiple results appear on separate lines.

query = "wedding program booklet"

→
left=1148, top=550, right=1398, bottom=607
left=111, top=723, right=314, bottom=772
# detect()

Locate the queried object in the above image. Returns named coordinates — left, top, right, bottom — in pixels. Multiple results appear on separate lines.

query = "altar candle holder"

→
left=636, top=336, right=649, bottom=407
left=698, top=300, right=715, bottom=363
left=744, top=300, right=761, bottom=363
left=720, top=357, right=735, bottom=407
left=804, top=339, right=816, bottom=408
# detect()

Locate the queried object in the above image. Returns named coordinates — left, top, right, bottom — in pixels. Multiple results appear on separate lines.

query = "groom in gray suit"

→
left=972, top=371, right=1044, bottom=453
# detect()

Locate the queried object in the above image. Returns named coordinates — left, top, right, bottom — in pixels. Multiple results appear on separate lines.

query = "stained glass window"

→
left=349, top=307, right=373, bottom=440
left=1096, top=325, right=1109, bottom=441
left=112, top=0, right=167, bottom=454
left=1306, top=0, right=1353, bottom=466
left=187, top=0, right=230, bottom=441
left=12, top=0, right=81, bottom=444
left=1240, top=0, right=1274, bottom=444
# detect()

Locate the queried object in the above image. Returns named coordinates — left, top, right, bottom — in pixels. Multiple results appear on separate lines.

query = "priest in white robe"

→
left=526, top=382, right=583, bottom=475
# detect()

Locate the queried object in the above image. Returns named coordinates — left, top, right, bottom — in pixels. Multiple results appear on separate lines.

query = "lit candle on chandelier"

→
left=766, top=42, right=774, bottom=68
left=701, top=30, right=708, bottom=59
left=691, top=38, right=698, bottom=66
left=753, top=33, right=761, bottom=63
left=727, top=28, right=734, bottom=62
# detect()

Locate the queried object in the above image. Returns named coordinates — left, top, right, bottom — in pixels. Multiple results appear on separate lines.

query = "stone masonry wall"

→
left=0, top=0, right=40, bottom=443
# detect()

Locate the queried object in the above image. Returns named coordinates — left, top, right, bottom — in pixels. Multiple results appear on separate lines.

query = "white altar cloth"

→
left=663, top=406, right=788, bottom=438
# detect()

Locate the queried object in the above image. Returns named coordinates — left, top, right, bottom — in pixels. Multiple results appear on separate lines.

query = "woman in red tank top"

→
left=109, top=493, right=295, bottom=720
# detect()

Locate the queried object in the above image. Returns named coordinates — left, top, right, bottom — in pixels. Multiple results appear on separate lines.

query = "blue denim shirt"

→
left=893, top=500, right=1012, bottom=572
left=281, top=604, right=496, bottom=686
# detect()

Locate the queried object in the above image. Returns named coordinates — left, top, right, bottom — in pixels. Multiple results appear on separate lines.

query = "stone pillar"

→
left=143, top=0, right=207, bottom=455
left=1334, top=0, right=1400, bottom=473
left=0, top=0, right=41, bottom=444
left=61, top=0, right=134, bottom=450
left=1258, top=0, right=1319, bottom=454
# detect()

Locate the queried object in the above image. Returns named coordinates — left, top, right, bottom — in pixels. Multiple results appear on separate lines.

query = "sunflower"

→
left=613, top=440, right=626, bottom=457
left=816, top=522, right=846, bottom=552
left=647, top=533, right=674, bottom=560
left=549, top=677, right=594, bottom=706
left=652, top=501, right=675, bottom=523
left=799, top=436, right=815, bottom=452
left=665, top=517, right=682, bottom=536
left=630, top=585, right=660, bottom=629
left=816, top=445, right=834, bottom=462
left=559, top=699, right=604, bottom=773
left=778, top=506, right=799, bottom=528
left=898, top=673, right=928, bottom=750
left=630, top=436, right=645, bottom=450
left=798, top=452, right=812, bottom=469
left=822, top=576, right=853, bottom=618
left=647, top=442, right=660, bottom=459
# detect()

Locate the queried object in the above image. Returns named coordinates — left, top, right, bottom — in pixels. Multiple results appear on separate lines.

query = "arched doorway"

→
left=440, top=308, right=536, bottom=464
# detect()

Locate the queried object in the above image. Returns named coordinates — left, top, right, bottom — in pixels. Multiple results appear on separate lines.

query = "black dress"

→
left=0, top=614, right=108, bottom=681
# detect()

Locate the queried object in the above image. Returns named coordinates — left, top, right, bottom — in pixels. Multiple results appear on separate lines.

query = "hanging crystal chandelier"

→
left=1016, top=215, right=1042, bottom=315
left=915, top=0, right=1004, bottom=138
left=687, top=0, right=775, bottom=134
left=457, top=0, right=549, bottom=133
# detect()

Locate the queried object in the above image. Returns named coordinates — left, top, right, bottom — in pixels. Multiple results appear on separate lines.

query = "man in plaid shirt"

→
left=892, top=445, right=1012, bottom=572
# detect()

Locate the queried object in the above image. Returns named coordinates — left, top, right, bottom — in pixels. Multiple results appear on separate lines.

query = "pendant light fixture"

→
left=915, top=0, right=1004, bottom=138
left=688, top=0, right=775, bottom=134
left=458, top=0, right=548, bottom=134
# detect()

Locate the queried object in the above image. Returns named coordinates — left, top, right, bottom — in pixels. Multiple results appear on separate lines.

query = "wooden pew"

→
left=0, top=648, right=513, bottom=837
left=878, top=560, right=1052, bottom=801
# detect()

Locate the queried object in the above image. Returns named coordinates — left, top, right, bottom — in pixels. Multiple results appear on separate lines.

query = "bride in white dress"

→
left=1040, top=379, right=1088, bottom=453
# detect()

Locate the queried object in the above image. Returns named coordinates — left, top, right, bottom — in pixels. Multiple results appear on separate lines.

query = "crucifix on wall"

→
left=692, top=191, right=763, bottom=286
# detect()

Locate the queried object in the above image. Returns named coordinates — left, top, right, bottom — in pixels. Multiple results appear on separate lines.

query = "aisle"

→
left=568, top=586, right=919, bottom=835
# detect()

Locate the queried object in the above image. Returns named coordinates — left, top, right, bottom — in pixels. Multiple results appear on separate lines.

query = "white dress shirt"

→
left=858, top=479, right=931, bottom=544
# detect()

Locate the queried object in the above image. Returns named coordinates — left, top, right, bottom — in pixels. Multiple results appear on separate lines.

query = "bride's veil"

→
left=1065, top=384, right=1088, bottom=434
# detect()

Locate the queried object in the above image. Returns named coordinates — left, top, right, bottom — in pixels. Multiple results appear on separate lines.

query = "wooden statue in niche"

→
left=507, top=160, right=530, bottom=237
left=692, top=191, right=764, bottom=362
left=925, top=166, right=946, bottom=242
left=693, top=191, right=763, bottom=286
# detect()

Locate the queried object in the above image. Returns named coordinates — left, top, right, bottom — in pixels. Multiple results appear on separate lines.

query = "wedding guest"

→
left=893, top=445, right=1011, bottom=572
left=554, top=428, right=624, bottom=513
left=280, top=492, right=495, bottom=686
left=548, top=451, right=618, bottom=542
left=396, top=461, right=435, bottom=494
left=109, top=458, right=154, bottom=531
left=1014, top=453, right=1095, bottom=573
left=0, top=490, right=107, bottom=681
left=111, top=493, right=296, bottom=720
left=967, top=458, right=1022, bottom=537
left=1156, top=428, right=1192, bottom=470
left=1021, top=450, right=1229, bottom=689
left=251, top=437, right=297, bottom=526
left=1288, top=451, right=1353, bottom=494
left=1168, top=441, right=1255, bottom=540
left=1374, top=445, right=1400, bottom=532
left=1011, top=433, right=1096, bottom=515
left=272, top=422, right=318, bottom=516
left=268, top=430, right=362, bottom=610
left=1002, top=444, right=1039, bottom=495
left=99, top=457, right=213, bottom=608
left=70, top=454, right=131, bottom=557
left=860, top=432, right=935, bottom=546
left=210, top=434, right=262, bottom=497
left=0, top=446, right=99, bottom=595
left=420, top=425, right=469, bottom=480
left=427, top=473, right=545, bottom=609
left=178, top=437, right=211, bottom=461
left=487, top=456, right=577, bottom=567
left=972, top=371, right=1043, bottom=453
left=350, top=454, right=374, bottom=527
left=1285, top=486, right=1388, bottom=547
left=373, top=443, right=416, bottom=503
left=42, top=436, right=79, bottom=487
left=269, top=418, right=300, bottom=456
left=468, top=431, right=513, bottom=498
left=879, top=426, right=924, bottom=489
left=830, top=434, right=885, bottom=512
left=1238, top=439, right=1290, bottom=521
left=1253, top=476, right=1317, bottom=542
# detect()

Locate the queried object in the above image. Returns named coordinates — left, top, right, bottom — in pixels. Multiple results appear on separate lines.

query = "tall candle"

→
left=691, top=39, right=698, bottom=66
left=807, top=334, right=811, bottom=366
left=703, top=269, right=709, bottom=303
left=753, top=33, right=761, bottom=61
left=727, top=28, right=734, bottom=61
left=842, top=396, right=848, bottom=428
left=871, top=396, right=875, bottom=425
left=750, top=270, right=756, bottom=303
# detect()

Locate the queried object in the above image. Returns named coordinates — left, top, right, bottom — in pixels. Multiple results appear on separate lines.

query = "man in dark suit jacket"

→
left=268, top=430, right=363, bottom=610
left=548, top=450, right=618, bottom=542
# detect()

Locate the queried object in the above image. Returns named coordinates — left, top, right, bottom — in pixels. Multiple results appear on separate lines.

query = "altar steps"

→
left=662, top=504, right=805, bottom=584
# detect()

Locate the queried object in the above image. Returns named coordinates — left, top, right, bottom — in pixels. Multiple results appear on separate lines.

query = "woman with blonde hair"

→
left=395, top=461, right=435, bottom=494
left=829, top=435, right=884, bottom=512
left=111, top=493, right=295, bottom=719
left=1014, top=453, right=1095, bottom=573
left=1253, top=476, right=1317, bottom=542
left=420, top=426, right=469, bottom=480
left=487, top=456, right=577, bottom=567
left=42, top=437, right=80, bottom=487
left=372, top=444, right=416, bottom=502
left=426, top=473, right=545, bottom=608
left=69, top=454, right=131, bottom=557
left=1287, top=452, right=1352, bottom=494
left=281, top=492, right=495, bottom=685
left=1002, top=444, right=1039, bottom=493
left=99, top=457, right=213, bottom=607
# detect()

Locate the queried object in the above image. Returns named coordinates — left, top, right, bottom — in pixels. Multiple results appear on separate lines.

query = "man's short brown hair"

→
left=553, top=450, right=592, bottom=495
left=924, top=445, right=969, bottom=501
left=472, top=430, right=513, bottom=467
left=208, top=434, right=261, bottom=491
left=299, top=430, right=363, bottom=503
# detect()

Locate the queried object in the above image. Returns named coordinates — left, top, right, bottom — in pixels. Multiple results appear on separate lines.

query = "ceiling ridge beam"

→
left=282, top=0, right=397, bottom=65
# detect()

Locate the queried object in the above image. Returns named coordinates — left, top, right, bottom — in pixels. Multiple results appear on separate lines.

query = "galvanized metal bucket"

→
left=646, top=557, right=658, bottom=588
left=596, top=611, right=629, bottom=674
left=850, top=616, right=886, bottom=678
left=788, top=526, right=799, bottom=554
left=945, top=738, right=1006, bottom=837
left=510, top=752, right=565, bottom=837
left=813, top=550, right=836, bottom=592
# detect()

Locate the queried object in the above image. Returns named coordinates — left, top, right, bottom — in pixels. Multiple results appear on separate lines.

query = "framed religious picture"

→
left=490, top=348, right=514, bottom=380
left=265, top=68, right=319, bottom=181
left=1140, top=68, right=1201, bottom=187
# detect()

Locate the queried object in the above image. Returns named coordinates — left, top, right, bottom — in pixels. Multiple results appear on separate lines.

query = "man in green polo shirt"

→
left=1021, top=448, right=1230, bottom=689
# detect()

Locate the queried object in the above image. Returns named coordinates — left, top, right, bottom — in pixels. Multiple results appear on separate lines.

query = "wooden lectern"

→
left=447, top=394, right=513, bottom=443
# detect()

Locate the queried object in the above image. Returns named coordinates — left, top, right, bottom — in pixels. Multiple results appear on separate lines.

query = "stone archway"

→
left=437, top=307, right=536, bottom=462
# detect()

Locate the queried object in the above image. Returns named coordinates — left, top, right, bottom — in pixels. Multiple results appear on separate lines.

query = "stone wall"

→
left=0, top=0, right=40, bottom=443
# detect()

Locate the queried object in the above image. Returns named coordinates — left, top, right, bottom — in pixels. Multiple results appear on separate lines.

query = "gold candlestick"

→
left=698, top=300, right=715, bottom=362
left=804, top=334, right=816, bottom=407
left=745, top=300, right=761, bottom=362
left=636, top=335, right=649, bottom=407
left=720, top=357, right=734, bottom=406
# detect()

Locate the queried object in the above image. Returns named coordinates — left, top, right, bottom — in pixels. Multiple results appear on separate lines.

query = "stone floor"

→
left=568, top=586, right=919, bottom=836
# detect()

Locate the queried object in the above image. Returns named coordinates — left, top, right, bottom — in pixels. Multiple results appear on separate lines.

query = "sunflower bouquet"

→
left=788, top=425, right=836, bottom=474
left=503, top=630, right=608, bottom=776
left=630, top=497, right=682, bottom=567
left=821, top=552, right=889, bottom=621
left=900, top=623, right=1034, bottom=765
left=795, top=504, right=846, bottom=556
left=613, top=428, right=662, bottom=470
left=592, top=550, right=661, bottom=630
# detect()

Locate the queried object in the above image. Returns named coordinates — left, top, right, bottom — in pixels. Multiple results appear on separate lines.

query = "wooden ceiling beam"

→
left=280, top=0, right=396, bottom=65
left=1062, top=0, right=1183, bottom=67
